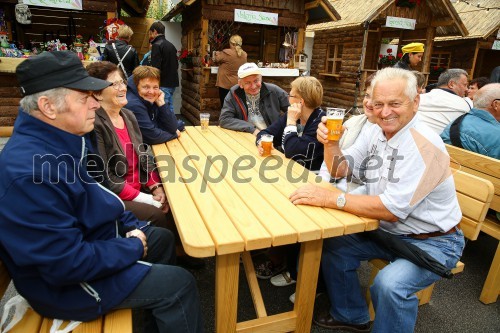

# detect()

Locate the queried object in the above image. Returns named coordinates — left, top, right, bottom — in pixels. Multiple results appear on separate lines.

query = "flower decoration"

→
left=430, top=66, right=447, bottom=77
left=379, top=49, right=402, bottom=67
left=177, top=49, right=194, bottom=66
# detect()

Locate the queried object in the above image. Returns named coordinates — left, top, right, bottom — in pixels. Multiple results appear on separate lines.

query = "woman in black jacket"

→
left=103, top=25, right=139, bottom=78
left=393, top=42, right=425, bottom=70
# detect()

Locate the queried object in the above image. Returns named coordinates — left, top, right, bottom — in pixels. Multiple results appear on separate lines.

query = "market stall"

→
left=306, top=0, right=468, bottom=113
left=162, top=0, right=340, bottom=125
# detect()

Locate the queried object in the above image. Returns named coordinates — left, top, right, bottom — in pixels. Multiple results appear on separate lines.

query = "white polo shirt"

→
left=342, top=114, right=462, bottom=235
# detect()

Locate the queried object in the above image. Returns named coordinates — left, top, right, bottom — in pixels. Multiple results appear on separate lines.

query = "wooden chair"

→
left=0, top=260, right=132, bottom=333
left=446, top=144, right=500, bottom=304
left=366, top=170, right=494, bottom=320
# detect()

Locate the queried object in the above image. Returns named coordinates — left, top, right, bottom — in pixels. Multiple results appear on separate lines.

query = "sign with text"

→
left=25, top=0, right=82, bottom=10
left=386, top=16, right=416, bottom=30
left=493, top=40, right=500, bottom=51
left=234, top=9, right=278, bottom=26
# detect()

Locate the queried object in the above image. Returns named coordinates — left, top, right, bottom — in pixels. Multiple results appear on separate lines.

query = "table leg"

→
left=215, top=252, right=240, bottom=333
left=293, top=239, right=323, bottom=333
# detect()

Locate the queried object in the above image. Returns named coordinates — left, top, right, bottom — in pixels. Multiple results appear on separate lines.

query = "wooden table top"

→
left=152, top=126, right=378, bottom=258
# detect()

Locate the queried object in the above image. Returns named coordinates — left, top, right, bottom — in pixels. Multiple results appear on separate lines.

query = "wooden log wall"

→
left=0, top=73, right=21, bottom=127
left=310, top=28, right=366, bottom=112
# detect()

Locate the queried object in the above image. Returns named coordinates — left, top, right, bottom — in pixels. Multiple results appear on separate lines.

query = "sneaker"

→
left=313, top=312, right=371, bottom=332
left=254, top=260, right=286, bottom=280
left=289, top=292, right=322, bottom=304
left=270, top=271, right=296, bottom=287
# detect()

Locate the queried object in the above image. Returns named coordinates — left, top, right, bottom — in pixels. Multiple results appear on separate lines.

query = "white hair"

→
left=371, top=67, right=418, bottom=101
left=20, top=87, right=69, bottom=113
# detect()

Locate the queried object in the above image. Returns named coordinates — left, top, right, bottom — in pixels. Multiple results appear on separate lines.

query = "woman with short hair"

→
left=102, top=25, right=139, bottom=78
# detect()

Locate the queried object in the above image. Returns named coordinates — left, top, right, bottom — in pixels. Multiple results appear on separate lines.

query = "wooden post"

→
left=201, top=18, right=209, bottom=103
left=422, top=26, right=435, bottom=74
left=470, top=41, right=481, bottom=78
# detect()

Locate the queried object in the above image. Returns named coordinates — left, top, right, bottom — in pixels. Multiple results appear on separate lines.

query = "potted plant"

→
left=177, top=48, right=194, bottom=68
left=378, top=48, right=402, bottom=68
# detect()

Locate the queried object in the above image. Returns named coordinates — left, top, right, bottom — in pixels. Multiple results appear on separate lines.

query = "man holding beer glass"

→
left=290, top=68, right=464, bottom=332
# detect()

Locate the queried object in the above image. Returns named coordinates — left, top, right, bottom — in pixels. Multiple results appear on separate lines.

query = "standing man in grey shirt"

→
left=219, top=63, right=289, bottom=135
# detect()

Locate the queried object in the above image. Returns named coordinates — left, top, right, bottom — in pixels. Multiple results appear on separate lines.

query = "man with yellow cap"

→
left=394, top=42, right=424, bottom=70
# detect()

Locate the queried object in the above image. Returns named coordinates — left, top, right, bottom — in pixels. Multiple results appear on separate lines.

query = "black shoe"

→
left=177, top=255, right=205, bottom=269
left=313, top=312, right=371, bottom=332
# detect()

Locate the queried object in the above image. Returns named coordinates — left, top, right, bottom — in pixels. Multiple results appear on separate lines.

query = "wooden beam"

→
left=470, top=41, right=481, bottom=78
left=82, top=0, right=117, bottom=12
left=422, top=26, right=435, bottom=75
left=305, top=0, right=321, bottom=11
left=431, top=20, right=454, bottom=27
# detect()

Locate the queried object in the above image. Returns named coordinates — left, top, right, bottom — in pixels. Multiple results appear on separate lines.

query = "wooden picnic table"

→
left=152, top=126, right=378, bottom=333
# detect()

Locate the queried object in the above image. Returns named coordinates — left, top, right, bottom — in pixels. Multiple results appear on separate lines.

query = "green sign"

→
left=25, top=0, right=82, bottom=10
left=235, top=9, right=278, bottom=26
left=386, top=16, right=416, bottom=30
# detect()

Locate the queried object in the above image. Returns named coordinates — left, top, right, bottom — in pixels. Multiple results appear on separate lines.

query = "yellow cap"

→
left=401, top=42, right=425, bottom=54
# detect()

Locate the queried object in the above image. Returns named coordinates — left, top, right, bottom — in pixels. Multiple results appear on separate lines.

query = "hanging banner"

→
left=385, top=16, right=416, bottom=30
left=234, top=9, right=278, bottom=26
left=24, top=0, right=83, bottom=11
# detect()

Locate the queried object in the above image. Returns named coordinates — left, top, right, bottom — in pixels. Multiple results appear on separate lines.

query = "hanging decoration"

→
left=15, top=0, right=32, bottom=25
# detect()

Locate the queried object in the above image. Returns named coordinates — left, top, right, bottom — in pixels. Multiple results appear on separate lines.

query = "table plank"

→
left=152, top=143, right=216, bottom=257
left=186, top=127, right=298, bottom=246
left=177, top=128, right=272, bottom=251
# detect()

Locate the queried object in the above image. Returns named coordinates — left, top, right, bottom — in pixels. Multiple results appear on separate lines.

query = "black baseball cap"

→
left=16, top=51, right=111, bottom=96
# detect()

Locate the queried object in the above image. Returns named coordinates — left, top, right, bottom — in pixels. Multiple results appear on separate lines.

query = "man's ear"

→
left=413, top=93, right=420, bottom=114
left=36, top=96, right=57, bottom=120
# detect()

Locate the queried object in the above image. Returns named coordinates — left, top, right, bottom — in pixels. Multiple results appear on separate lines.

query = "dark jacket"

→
left=125, top=76, right=179, bottom=144
left=0, top=110, right=150, bottom=322
left=93, top=107, right=157, bottom=195
left=150, top=34, right=179, bottom=88
left=256, top=108, right=325, bottom=170
left=102, top=39, right=139, bottom=78
left=393, top=60, right=410, bottom=70
left=219, top=82, right=290, bottom=133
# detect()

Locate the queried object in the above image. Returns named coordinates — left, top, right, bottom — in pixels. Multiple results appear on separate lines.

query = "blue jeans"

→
left=114, top=227, right=204, bottom=333
left=321, top=230, right=464, bottom=332
left=160, top=87, right=176, bottom=114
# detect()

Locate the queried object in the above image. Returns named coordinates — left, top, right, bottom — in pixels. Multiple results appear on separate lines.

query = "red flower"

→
left=387, top=48, right=393, bottom=54
left=379, top=54, right=383, bottom=58
left=388, top=56, right=393, bottom=60
left=433, top=66, right=438, bottom=70
left=397, top=53, right=403, bottom=58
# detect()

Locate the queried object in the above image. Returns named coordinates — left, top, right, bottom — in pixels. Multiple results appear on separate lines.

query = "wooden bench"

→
left=446, top=144, right=500, bottom=304
left=366, top=170, right=494, bottom=320
left=0, top=260, right=132, bottom=333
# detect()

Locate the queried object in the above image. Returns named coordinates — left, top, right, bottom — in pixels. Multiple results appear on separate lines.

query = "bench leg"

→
left=480, top=242, right=500, bottom=304
left=415, top=284, right=435, bottom=305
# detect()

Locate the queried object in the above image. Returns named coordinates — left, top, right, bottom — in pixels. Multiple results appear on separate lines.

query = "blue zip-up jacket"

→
left=255, top=108, right=325, bottom=171
left=125, top=75, right=178, bottom=144
left=0, top=111, right=151, bottom=321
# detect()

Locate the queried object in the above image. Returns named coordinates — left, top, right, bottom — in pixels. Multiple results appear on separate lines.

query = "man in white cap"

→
left=219, top=62, right=289, bottom=135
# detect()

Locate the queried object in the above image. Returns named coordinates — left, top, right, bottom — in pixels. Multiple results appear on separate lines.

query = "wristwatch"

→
left=336, top=192, right=347, bottom=209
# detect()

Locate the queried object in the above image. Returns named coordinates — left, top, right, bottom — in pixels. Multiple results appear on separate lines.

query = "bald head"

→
left=474, top=83, right=500, bottom=121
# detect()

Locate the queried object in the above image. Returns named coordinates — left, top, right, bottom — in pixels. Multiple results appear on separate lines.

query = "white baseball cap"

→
left=238, top=63, right=261, bottom=79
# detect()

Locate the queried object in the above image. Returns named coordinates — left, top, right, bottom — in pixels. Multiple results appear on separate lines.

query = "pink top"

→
left=115, top=123, right=160, bottom=200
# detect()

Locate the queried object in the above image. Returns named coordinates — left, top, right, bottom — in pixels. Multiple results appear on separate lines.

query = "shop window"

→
left=325, top=44, right=343, bottom=76
left=429, top=52, right=451, bottom=83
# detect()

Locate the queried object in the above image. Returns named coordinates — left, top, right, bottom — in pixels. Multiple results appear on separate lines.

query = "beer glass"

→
left=261, top=134, right=274, bottom=157
left=200, top=113, right=210, bottom=131
left=326, top=108, right=345, bottom=141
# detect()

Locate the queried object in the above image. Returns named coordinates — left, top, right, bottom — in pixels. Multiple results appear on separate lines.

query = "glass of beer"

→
left=261, top=134, right=274, bottom=157
left=326, top=108, right=345, bottom=141
left=200, top=113, right=210, bottom=131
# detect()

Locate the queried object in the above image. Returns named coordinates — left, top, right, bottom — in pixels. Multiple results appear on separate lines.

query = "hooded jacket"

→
left=125, top=76, right=178, bottom=144
left=0, top=111, right=151, bottom=321
left=150, top=34, right=179, bottom=88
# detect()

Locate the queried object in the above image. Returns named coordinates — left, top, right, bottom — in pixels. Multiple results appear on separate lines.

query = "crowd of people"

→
left=0, top=26, right=498, bottom=333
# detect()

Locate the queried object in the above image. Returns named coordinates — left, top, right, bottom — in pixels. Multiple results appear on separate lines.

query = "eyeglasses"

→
left=110, top=79, right=127, bottom=90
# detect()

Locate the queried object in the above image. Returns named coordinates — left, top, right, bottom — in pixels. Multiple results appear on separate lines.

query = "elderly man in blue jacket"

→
left=0, top=51, right=203, bottom=333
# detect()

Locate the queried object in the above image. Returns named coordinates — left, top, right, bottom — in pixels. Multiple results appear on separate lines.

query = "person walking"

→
left=213, top=35, right=247, bottom=106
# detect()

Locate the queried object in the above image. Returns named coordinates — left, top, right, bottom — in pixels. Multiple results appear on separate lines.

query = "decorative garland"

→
left=452, top=0, right=500, bottom=11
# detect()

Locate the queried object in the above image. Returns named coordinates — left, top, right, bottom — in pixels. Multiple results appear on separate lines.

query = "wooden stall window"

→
left=322, top=44, right=343, bottom=77
left=428, top=52, right=451, bottom=83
